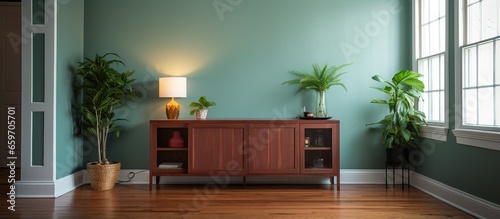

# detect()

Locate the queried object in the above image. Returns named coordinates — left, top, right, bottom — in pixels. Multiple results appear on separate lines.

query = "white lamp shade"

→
left=159, top=77, right=187, bottom=98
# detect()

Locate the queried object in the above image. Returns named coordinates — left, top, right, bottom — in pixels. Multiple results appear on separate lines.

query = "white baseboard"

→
left=109, top=169, right=406, bottom=185
left=15, top=168, right=397, bottom=198
left=16, top=170, right=86, bottom=198
left=15, top=181, right=56, bottom=198
left=411, top=172, right=500, bottom=219
left=55, top=170, right=86, bottom=197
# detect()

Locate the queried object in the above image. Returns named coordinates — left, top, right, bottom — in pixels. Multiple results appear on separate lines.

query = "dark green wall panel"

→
left=414, top=0, right=500, bottom=205
left=32, top=112, right=44, bottom=165
left=32, top=33, right=45, bottom=102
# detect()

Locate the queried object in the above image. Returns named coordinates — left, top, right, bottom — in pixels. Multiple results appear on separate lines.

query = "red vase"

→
left=169, top=131, right=184, bottom=148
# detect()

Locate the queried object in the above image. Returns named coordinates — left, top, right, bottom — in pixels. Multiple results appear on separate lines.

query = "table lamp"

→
left=159, top=77, right=187, bottom=119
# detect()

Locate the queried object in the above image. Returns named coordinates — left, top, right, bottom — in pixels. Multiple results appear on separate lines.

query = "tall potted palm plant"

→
left=367, top=70, right=427, bottom=164
left=76, top=53, right=141, bottom=191
left=282, top=63, right=351, bottom=117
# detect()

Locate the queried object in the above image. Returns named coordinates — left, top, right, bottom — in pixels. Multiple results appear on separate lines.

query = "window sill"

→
left=420, top=125, right=448, bottom=141
left=452, top=129, right=500, bottom=152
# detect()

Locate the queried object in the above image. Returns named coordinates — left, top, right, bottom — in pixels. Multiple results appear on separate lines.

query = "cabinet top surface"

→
left=150, top=119, right=340, bottom=124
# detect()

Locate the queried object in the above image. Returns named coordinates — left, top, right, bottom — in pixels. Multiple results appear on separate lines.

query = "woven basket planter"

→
left=87, top=162, right=121, bottom=191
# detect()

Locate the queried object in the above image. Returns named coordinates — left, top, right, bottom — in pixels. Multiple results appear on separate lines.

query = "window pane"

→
left=419, top=58, right=429, bottom=87
left=422, top=24, right=430, bottom=57
left=430, top=56, right=441, bottom=90
left=439, top=0, right=445, bottom=18
left=415, top=0, right=446, bottom=124
left=440, top=18, right=446, bottom=52
left=496, top=87, right=500, bottom=126
left=429, top=0, right=439, bottom=21
left=496, top=40, right=500, bottom=84
left=461, top=0, right=500, bottom=129
left=430, top=21, right=440, bottom=55
left=463, top=46, right=477, bottom=88
left=440, top=91, right=445, bottom=121
left=440, top=55, right=445, bottom=89
left=468, top=3, right=481, bottom=43
left=418, top=59, right=429, bottom=78
left=419, top=92, right=429, bottom=119
left=464, top=89, right=478, bottom=125
left=459, top=1, right=464, bottom=46
left=477, top=42, right=494, bottom=86
left=431, top=91, right=441, bottom=121
left=481, top=0, right=499, bottom=40
left=478, top=88, right=494, bottom=126
left=422, top=0, right=429, bottom=24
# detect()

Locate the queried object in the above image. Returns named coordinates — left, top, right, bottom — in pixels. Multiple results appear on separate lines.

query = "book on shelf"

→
left=158, top=162, right=183, bottom=169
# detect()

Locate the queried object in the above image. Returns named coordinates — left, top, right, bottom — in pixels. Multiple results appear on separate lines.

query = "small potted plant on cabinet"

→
left=282, top=63, right=351, bottom=117
left=367, top=70, right=427, bottom=165
left=75, top=53, right=142, bottom=191
left=189, top=96, right=216, bottom=119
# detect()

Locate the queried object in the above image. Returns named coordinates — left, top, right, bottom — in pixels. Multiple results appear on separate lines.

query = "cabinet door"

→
left=300, top=123, right=339, bottom=174
left=248, top=124, right=299, bottom=174
left=189, top=124, right=246, bottom=174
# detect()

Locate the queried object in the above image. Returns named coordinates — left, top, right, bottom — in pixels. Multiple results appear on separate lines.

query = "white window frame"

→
left=453, top=0, right=500, bottom=151
left=413, top=0, right=449, bottom=141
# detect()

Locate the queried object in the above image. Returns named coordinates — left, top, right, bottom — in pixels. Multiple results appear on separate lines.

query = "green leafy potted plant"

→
left=282, top=63, right=351, bottom=117
left=75, top=53, right=142, bottom=191
left=189, top=96, right=216, bottom=119
left=367, top=70, right=427, bottom=164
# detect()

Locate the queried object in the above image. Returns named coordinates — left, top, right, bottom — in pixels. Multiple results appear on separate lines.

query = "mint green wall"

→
left=413, top=0, right=500, bottom=205
left=83, top=0, right=411, bottom=168
left=56, top=0, right=84, bottom=179
left=81, top=0, right=500, bottom=205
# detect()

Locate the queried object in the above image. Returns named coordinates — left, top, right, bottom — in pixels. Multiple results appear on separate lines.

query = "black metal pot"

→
left=385, top=148, right=409, bottom=165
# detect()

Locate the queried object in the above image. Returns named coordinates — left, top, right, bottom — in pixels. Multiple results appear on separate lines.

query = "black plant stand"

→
left=385, top=161, right=410, bottom=190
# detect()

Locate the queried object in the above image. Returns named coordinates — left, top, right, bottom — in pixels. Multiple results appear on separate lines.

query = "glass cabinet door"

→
left=300, top=124, right=338, bottom=174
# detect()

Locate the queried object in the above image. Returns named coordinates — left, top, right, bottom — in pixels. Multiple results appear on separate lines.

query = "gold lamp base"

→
left=166, top=98, right=180, bottom=119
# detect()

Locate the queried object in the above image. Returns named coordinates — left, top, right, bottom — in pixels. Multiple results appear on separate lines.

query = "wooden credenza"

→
left=149, top=119, right=340, bottom=190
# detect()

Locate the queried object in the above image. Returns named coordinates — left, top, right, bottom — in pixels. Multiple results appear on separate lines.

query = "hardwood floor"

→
left=0, top=184, right=474, bottom=219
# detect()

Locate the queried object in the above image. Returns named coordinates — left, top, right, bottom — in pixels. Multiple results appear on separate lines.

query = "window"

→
left=414, top=0, right=448, bottom=141
left=455, top=0, right=500, bottom=151
left=459, top=0, right=500, bottom=128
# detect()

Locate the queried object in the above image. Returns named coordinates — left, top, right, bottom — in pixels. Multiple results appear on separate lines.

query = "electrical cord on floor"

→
left=116, top=170, right=148, bottom=184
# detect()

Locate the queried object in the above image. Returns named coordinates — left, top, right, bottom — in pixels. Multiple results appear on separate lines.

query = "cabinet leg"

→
left=156, top=176, right=160, bottom=188
left=408, top=165, right=411, bottom=190
left=385, top=163, right=388, bottom=189
left=392, top=166, right=395, bottom=188
left=402, top=165, right=404, bottom=191
left=336, top=176, right=340, bottom=191
left=330, top=177, right=334, bottom=185
left=149, top=175, right=152, bottom=191
left=243, top=176, right=246, bottom=187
